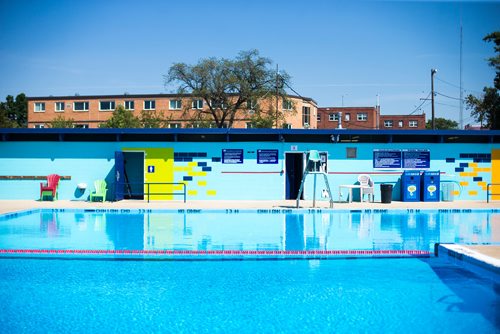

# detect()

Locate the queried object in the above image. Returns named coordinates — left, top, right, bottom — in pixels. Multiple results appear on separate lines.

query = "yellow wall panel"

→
left=198, top=180, right=207, bottom=187
left=207, top=190, right=217, bottom=196
left=469, top=162, right=478, bottom=168
left=468, top=190, right=478, bottom=196
left=187, top=162, right=198, bottom=167
left=460, top=181, right=469, bottom=186
left=493, top=149, right=500, bottom=200
left=143, top=148, right=174, bottom=200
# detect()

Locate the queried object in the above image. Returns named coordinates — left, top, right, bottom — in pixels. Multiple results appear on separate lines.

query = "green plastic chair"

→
left=89, top=180, right=107, bottom=202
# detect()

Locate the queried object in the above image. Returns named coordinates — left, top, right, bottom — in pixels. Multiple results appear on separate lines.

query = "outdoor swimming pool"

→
left=0, top=209, right=499, bottom=332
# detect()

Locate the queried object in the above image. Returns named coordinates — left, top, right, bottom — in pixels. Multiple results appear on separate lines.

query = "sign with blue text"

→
left=222, top=149, right=244, bottom=164
left=147, top=166, right=155, bottom=173
left=403, top=149, right=430, bottom=169
left=257, top=149, right=279, bottom=164
left=373, top=150, right=402, bottom=168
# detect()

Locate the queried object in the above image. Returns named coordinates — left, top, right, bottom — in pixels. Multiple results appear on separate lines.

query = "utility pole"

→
left=276, top=64, right=279, bottom=129
left=431, top=69, right=437, bottom=130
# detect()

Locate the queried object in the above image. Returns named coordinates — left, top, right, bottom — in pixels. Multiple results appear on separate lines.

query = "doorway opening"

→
left=285, top=152, right=304, bottom=200
left=123, top=151, right=144, bottom=199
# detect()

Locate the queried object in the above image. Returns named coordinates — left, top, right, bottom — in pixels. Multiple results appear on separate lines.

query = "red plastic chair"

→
left=40, top=174, right=61, bottom=200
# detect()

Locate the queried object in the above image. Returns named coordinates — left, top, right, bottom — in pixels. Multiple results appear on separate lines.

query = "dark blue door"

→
left=285, top=153, right=304, bottom=200
left=114, top=151, right=125, bottom=201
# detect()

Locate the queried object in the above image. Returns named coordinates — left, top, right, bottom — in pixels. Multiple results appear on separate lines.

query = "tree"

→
left=100, top=105, right=141, bottom=128
left=466, top=31, right=500, bottom=129
left=0, top=93, right=27, bottom=127
left=425, top=117, right=458, bottom=130
left=166, top=50, right=291, bottom=128
left=47, top=115, right=75, bottom=128
left=140, top=110, right=168, bottom=128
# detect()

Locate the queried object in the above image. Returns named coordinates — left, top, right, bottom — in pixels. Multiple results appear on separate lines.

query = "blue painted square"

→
left=445, top=158, right=455, bottom=163
left=198, top=162, right=207, bottom=167
left=455, top=167, right=464, bottom=172
left=183, top=176, right=193, bottom=181
left=202, top=167, right=212, bottom=172
left=212, top=157, right=221, bottom=162
left=473, top=177, right=483, bottom=182
left=459, top=163, right=468, bottom=168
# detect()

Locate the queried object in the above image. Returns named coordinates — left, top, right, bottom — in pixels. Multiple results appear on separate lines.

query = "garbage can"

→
left=380, top=184, right=393, bottom=203
left=401, top=171, right=421, bottom=202
left=421, top=171, right=440, bottom=202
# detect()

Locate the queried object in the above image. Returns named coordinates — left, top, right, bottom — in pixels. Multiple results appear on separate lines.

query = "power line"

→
left=436, top=91, right=464, bottom=101
left=435, top=101, right=460, bottom=108
left=409, top=92, right=431, bottom=115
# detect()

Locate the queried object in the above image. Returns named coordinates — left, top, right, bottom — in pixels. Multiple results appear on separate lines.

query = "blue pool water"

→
left=0, top=209, right=499, bottom=254
left=0, top=209, right=499, bottom=332
left=0, top=258, right=498, bottom=333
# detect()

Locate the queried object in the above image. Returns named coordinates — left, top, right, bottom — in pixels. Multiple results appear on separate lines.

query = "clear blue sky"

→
left=0, top=0, right=499, bottom=126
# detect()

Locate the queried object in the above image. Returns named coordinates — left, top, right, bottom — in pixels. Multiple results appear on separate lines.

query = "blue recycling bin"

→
left=401, top=171, right=421, bottom=202
left=421, top=171, right=440, bottom=202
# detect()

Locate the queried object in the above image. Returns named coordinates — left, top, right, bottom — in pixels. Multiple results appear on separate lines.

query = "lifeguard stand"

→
left=296, top=150, right=334, bottom=208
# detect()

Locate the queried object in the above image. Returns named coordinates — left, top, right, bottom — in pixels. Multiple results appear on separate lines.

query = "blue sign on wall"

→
left=403, top=149, right=430, bottom=169
left=373, top=150, right=402, bottom=168
left=257, top=149, right=279, bottom=164
left=222, top=149, right=244, bottom=164
left=147, top=165, right=155, bottom=173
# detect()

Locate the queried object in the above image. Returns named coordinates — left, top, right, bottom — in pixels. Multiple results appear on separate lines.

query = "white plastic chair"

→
left=358, top=174, right=374, bottom=202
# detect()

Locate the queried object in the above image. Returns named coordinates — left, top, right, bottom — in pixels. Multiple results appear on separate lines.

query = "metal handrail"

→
left=124, top=182, right=186, bottom=203
left=486, top=183, right=500, bottom=203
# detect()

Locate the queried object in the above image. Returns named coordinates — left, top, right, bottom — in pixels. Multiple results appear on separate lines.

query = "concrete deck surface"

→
left=0, top=199, right=499, bottom=261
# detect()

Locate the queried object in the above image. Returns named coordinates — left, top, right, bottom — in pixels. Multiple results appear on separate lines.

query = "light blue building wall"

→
left=0, top=129, right=498, bottom=202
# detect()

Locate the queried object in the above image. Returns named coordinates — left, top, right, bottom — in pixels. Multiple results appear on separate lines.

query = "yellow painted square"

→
left=469, top=163, right=478, bottom=168
left=188, top=190, right=198, bottom=196
left=198, top=181, right=207, bottom=187
left=173, top=166, right=192, bottom=172
left=460, top=181, right=468, bottom=186
left=477, top=181, right=487, bottom=187
left=468, top=190, right=478, bottom=196
left=207, top=190, right=217, bottom=196
left=173, top=185, right=184, bottom=191
left=452, top=190, right=460, bottom=196
left=188, top=162, right=198, bottom=167
left=188, top=171, right=207, bottom=177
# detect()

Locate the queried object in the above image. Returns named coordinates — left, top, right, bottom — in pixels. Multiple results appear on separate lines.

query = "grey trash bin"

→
left=380, top=184, right=393, bottom=204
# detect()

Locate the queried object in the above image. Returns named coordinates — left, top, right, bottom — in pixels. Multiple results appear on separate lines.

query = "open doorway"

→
left=285, top=152, right=304, bottom=200
left=123, top=151, right=144, bottom=199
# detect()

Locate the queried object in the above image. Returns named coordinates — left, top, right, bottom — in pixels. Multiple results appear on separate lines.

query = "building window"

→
left=246, top=122, right=254, bottom=129
left=73, top=101, right=89, bottom=111
left=329, top=113, right=339, bottom=121
left=398, top=120, right=404, bottom=128
left=169, top=100, right=182, bottom=110
left=55, top=102, right=65, bottom=112
left=34, top=124, right=45, bottom=128
left=124, top=100, right=135, bottom=110
left=210, top=100, right=225, bottom=109
left=169, top=123, right=181, bottom=128
left=282, top=98, right=293, bottom=110
left=345, top=113, right=350, bottom=121
left=192, top=99, right=203, bottom=109
left=99, top=101, right=115, bottom=111
left=357, top=113, right=368, bottom=121
left=144, top=100, right=155, bottom=110
left=74, top=124, right=89, bottom=128
left=384, top=120, right=393, bottom=128
left=409, top=120, right=418, bottom=128
left=282, top=123, right=292, bottom=129
left=317, top=114, right=321, bottom=122
left=302, top=106, right=310, bottom=127
left=34, top=102, right=45, bottom=112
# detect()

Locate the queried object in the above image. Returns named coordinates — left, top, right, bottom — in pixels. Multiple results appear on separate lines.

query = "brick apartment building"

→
left=317, top=107, right=426, bottom=130
left=27, top=94, right=318, bottom=129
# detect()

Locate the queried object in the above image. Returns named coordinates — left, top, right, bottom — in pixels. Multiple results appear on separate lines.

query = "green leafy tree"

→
left=166, top=49, right=291, bottom=128
left=100, top=105, right=141, bottom=128
left=425, top=117, right=458, bottom=130
left=140, top=110, right=168, bottom=128
left=466, top=32, right=500, bottom=129
left=0, top=93, right=27, bottom=127
left=47, top=115, right=75, bottom=128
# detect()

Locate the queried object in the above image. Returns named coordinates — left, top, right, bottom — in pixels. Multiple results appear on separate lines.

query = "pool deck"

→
left=0, top=199, right=499, bottom=265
